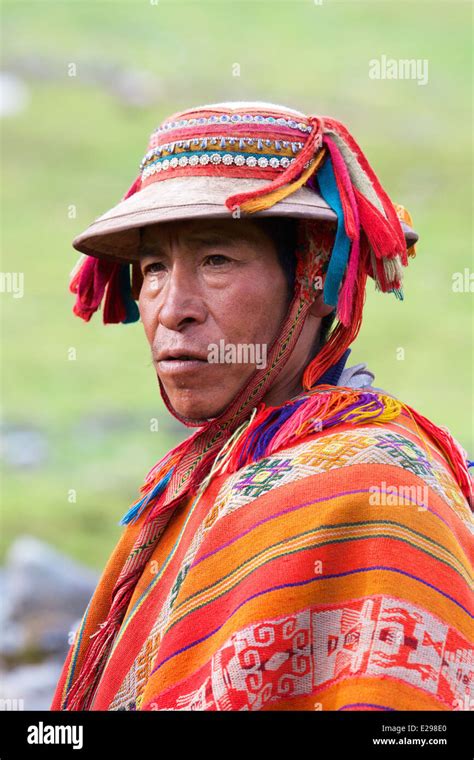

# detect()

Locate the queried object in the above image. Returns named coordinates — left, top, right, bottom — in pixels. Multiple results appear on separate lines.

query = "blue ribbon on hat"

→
left=316, top=156, right=351, bottom=307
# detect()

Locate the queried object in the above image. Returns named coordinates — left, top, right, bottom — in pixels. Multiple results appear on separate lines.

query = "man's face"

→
left=138, top=218, right=289, bottom=421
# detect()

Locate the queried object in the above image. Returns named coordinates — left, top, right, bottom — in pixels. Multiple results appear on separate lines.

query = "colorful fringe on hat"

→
left=69, top=176, right=141, bottom=325
left=61, top=104, right=474, bottom=711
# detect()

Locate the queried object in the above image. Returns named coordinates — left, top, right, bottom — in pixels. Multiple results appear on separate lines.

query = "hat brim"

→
left=72, top=175, right=419, bottom=263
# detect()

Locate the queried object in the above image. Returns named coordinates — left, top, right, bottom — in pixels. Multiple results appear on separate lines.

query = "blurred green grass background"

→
left=1, top=0, right=472, bottom=568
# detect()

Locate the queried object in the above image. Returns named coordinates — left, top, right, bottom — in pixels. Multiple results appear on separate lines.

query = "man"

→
left=51, top=102, right=473, bottom=711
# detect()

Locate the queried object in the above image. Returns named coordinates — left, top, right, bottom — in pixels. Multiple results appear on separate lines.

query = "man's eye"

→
left=204, top=254, right=231, bottom=267
left=143, top=261, right=165, bottom=275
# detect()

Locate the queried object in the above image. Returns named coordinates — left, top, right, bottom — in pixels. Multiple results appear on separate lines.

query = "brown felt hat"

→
left=72, top=175, right=418, bottom=264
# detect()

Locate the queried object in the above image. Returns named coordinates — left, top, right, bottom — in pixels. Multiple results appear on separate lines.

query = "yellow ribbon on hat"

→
left=394, top=203, right=417, bottom=258
left=237, top=149, right=327, bottom=214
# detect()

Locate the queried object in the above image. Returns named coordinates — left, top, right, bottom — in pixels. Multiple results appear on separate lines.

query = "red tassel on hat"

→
left=70, top=175, right=142, bottom=322
left=322, top=138, right=358, bottom=243
left=355, top=188, right=403, bottom=261
left=72, top=257, right=116, bottom=322
left=324, top=118, right=406, bottom=259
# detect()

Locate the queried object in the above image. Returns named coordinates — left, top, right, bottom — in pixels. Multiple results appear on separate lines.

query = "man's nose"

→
left=157, top=263, right=206, bottom=331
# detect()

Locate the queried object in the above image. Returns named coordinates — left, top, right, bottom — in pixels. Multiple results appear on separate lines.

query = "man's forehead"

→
left=139, top=218, right=267, bottom=253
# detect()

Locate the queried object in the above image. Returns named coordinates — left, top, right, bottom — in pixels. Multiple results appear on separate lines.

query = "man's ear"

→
left=308, top=289, right=335, bottom=318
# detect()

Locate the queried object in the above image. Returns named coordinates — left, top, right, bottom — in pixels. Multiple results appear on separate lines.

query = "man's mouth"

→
left=167, top=355, right=203, bottom=361
left=156, top=350, right=210, bottom=376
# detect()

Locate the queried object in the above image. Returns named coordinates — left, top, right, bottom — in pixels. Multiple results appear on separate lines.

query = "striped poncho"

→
left=51, top=383, right=473, bottom=712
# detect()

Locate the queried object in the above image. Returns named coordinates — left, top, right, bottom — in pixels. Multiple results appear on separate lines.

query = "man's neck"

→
left=262, top=349, right=352, bottom=408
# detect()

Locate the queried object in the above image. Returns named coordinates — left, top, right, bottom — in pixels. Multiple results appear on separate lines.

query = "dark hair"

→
left=255, top=217, right=336, bottom=351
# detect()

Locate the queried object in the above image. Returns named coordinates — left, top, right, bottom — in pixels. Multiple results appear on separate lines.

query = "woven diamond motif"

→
left=232, top=458, right=293, bottom=498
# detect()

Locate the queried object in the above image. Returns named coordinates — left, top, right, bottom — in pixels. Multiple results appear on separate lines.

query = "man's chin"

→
left=165, top=392, right=231, bottom=423
left=158, top=370, right=255, bottom=423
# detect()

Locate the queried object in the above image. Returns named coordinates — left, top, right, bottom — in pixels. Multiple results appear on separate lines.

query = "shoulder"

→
left=214, top=410, right=473, bottom=530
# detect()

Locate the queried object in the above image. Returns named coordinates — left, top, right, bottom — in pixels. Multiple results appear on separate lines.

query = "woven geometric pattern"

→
left=102, top=415, right=472, bottom=711
left=142, top=596, right=471, bottom=711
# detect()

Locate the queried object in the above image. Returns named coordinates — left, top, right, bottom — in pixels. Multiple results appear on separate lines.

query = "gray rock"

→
left=0, top=619, right=27, bottom=661
left=0, top=659, right=63, bottom=711
left=0, top=425, right=48, bottom=469
left=3, top=535, right=98, bottom=622
left=0, top=537, right=97, bottom=666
